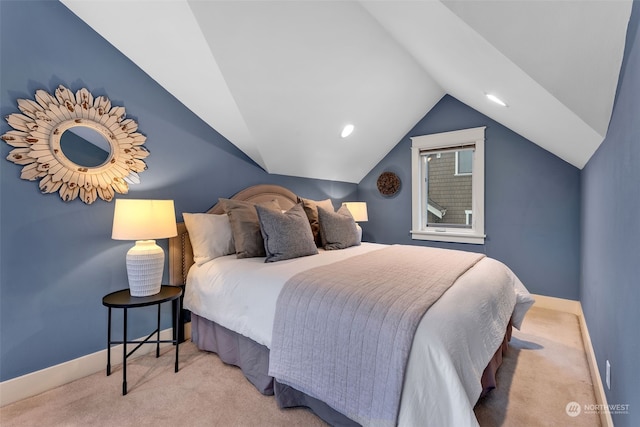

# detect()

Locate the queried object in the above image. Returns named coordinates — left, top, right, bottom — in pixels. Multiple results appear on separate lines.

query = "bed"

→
left=169, top=184, right=534, bottom=427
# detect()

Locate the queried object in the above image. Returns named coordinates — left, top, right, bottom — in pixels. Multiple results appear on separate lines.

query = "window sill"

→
left=410, top=230, right=485, bottom=245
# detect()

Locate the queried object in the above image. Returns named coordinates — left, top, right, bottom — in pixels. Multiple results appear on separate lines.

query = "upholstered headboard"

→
left=168, top=184, right=299, bottom=286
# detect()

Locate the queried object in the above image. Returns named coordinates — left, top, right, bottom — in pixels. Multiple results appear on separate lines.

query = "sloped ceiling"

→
left=61, top=0, right=632, bottom=183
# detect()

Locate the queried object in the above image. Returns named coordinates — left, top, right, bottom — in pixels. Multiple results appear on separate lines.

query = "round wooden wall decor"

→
left=377, top=171, right=401, bottom=196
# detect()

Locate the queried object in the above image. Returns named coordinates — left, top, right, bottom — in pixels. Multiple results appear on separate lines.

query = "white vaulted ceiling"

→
left=61, top=0, right=632, bottom=183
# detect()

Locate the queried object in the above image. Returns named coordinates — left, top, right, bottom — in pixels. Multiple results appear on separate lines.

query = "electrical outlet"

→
left=606, top=360, right=611, bottom=390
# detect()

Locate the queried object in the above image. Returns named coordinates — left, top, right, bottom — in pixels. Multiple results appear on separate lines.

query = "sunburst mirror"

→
left=2, top=85, right=149, bottom=204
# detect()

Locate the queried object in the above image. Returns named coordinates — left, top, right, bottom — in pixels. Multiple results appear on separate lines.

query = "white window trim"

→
left=410, top=127, right=485, bottom=244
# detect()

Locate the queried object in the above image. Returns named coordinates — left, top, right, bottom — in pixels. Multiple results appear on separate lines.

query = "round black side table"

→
left=102, top=285, right=182, bottom=395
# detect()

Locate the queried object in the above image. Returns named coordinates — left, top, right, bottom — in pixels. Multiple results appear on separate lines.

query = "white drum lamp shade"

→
left=112, top=199, right=177, bottom=297
left=342, top=202, right=368, bottom=222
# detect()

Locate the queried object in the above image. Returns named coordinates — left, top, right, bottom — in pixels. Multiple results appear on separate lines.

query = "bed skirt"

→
left=191, top=314, right=511, bottom=426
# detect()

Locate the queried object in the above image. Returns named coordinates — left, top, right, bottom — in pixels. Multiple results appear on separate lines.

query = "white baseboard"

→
left=0, top=323, right=191, bottom=407
left=576, top=306, right=614, bottom=427
left=531, top=294, right=613, bottom=427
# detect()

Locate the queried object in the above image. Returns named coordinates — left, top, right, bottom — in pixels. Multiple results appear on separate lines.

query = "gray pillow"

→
left=219, top=198, right=281, bottom=258
left=256, top=203, right=318, bottom=262
left=298, top=197, right=334, bottom=247
left=317, top=205, right=360, bottom=250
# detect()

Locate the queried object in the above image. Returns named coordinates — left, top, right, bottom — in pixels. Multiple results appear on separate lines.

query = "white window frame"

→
left=410, top=127, right=485, bottom=244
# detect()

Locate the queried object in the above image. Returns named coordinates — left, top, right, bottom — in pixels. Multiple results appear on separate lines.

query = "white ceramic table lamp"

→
left=112, top=199, right=177, bottom=297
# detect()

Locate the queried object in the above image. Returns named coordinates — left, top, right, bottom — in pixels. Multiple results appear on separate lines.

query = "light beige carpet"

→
left=475, top=306, right=601, bottom=427
left=1, top=306, right=600, bottom=426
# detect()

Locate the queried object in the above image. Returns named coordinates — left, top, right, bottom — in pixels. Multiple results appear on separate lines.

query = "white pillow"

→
left=183, top=213, right=235, bottom=265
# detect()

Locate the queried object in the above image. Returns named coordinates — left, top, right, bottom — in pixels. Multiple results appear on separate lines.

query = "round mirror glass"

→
left=59, top=127, right=111, bottom=167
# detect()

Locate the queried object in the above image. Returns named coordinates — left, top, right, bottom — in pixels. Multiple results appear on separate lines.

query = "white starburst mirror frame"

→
left=2, top=85, right=149, bottom=204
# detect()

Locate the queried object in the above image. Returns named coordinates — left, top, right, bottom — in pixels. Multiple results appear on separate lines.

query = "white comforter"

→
left=184, top=243, right=533, bottom=427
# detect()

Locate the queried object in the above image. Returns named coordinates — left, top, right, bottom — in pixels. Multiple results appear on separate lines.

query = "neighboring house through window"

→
left=455, top=149, right=473, bottom=176
left=410, top=127, right=485, bottom=244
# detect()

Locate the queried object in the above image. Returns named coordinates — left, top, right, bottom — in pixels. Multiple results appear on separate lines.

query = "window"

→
left=455, top=150, right=473, bottom=175
left=410, top=127, right=485, bottom=244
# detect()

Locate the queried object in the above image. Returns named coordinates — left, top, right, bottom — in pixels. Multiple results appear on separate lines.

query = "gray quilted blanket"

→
left=268, top=245, right=485, bottom=426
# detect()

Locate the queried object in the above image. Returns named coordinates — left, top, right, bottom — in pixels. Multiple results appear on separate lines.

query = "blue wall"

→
left=0, top=1, right=356, bottom=382
left=581, top=2, right=640, bottom=425
left=359, top=95, right=582, bottom=300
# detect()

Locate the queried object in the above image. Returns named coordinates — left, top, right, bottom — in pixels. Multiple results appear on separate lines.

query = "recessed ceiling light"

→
left=341, top=124, right=354, bottom=138
left=485, top=93, right=508, bottom=107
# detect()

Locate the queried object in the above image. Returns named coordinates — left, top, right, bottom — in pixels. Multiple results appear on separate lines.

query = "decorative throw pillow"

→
left=219, top=198, right=281, bottom=258
left=255, top=203, right=318, bottom=262
left=317, top=205, right=361, bottom=250
left=183, top=213, right=235, bottom=265
left=297, top=197, right=334, bottom=247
